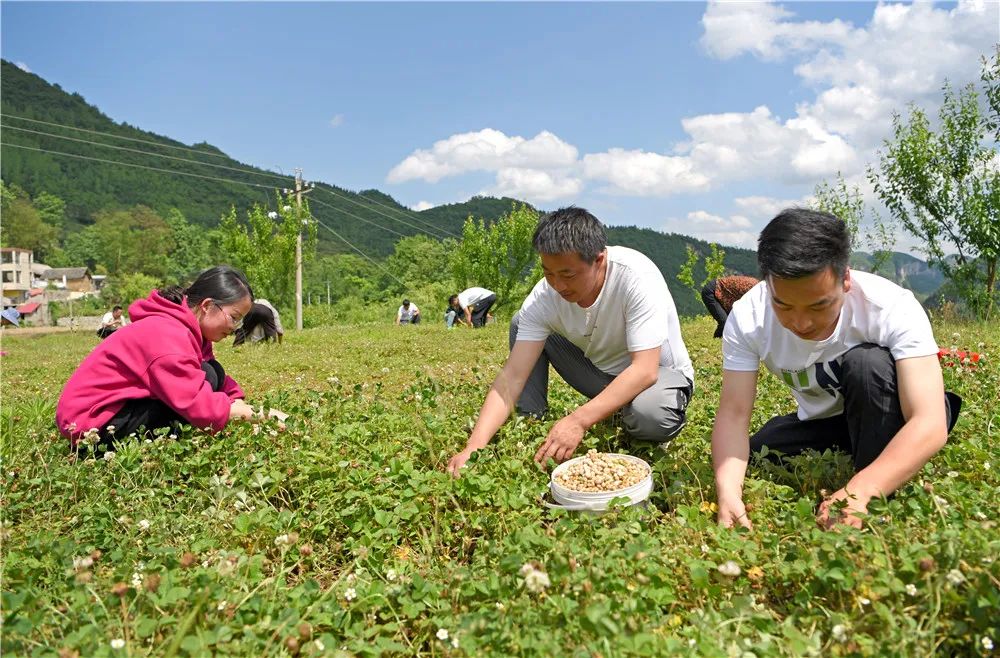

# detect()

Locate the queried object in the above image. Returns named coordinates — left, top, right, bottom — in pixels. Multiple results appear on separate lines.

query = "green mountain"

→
left=0, top=59, right=471, bottom=257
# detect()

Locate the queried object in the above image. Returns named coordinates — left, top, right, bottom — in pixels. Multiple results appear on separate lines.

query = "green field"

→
left=1, top=318, right=998, bottom=657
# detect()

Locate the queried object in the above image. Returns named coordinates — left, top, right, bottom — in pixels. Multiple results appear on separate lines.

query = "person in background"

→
left=701, top=275, right=760, bottom=338
left=447, top=207, right=694, bottom=475
left=396, top=299, right=421, bottom=325
left=56, top=266, right=286, bottom=448
left=233, top=299, right=284, bottom=346
left=712, top=208, right=961, bottom=531
left=445, top=295, right=468, bottom=328
left=455, top=287, right=497, bottom=328
left=97, top=305, right=129, bottom=339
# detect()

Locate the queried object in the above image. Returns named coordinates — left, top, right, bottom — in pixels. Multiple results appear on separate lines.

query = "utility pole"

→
left=285, top=169, right=314, bottom=331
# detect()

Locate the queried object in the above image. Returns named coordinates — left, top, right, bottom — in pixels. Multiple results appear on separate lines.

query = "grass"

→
left=1, top=317, right=998, bottom=657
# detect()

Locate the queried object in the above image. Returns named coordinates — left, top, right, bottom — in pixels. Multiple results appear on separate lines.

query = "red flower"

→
left=957, top=350, right=967, bottom=360
left=938, top=348, right=949, bottom=359
left=971, top=353, right=981, bottom=363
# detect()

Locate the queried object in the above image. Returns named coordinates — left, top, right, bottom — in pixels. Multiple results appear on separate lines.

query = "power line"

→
left=1, top=113, right=241, bottom=161
left=315, top=186, right=455, bottom=240
left=3, top=113, right=462, bottom=239
left=309, top=195, right=408, bottom=239
left=1, top=123, right=297, bottom=185
left=311, top=215, right=408, bottom=289
left=1, top=142, right=276, bottom=189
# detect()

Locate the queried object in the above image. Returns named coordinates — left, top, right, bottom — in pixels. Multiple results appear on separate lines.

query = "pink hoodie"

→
left=56, top=290, right=244, bottom=443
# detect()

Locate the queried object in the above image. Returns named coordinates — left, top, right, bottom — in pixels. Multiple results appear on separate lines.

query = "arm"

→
left=711, top=369, right=759, bottom=529
left=534, top=346, right=661, bottom=464
left=464, top=305, right=473, bottom=327
left=446, top=339, right=545, bottom=476
left=818, top=354, right=948, bottom=528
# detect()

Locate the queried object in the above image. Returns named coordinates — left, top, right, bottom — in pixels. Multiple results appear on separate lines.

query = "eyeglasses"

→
left=213, top=301, right=244, bottom=330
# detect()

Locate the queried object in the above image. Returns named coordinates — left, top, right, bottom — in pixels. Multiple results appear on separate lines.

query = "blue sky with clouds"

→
left=2, top=1, right=996, bottom=252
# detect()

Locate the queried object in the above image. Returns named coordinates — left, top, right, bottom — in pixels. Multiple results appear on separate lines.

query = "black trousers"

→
left=751, top=344, right=962, bottom=470
left=97, top=360, right=226, bottom=446
left=470, top=294, right=497, bottom=328
left=96, top=326, right=119, bottom=340
left=701, top=280, right=728, bottom=339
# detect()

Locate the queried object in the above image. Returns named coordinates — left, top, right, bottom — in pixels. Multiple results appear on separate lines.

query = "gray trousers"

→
left=510, top=313, right=693, bottom=443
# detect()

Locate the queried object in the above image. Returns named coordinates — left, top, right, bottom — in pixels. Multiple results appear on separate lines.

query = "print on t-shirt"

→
left=781, top=359, right=844, bottom=399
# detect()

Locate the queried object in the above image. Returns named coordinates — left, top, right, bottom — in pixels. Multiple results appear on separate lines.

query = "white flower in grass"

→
left=946, top=568, right=965, bottom=585
left=946, top=470, right=959, bottom=478
left=131, top=572, right=143, bottom=588
left=985, top=462, right=991, bottom=471
left=110, top=638, right=125, bottom=649
left=283, top=205, right=292, bottom=212
left=495, top=602, right=504, bottom=610
left=103, top=451, right=116, bottom=462
left=73, top=556, right=94, bottom=570
left=386, top=569, right=397, bottom=581
left=718, top=561, right=741, bottom=577
left=451, top=635, right=460, bottom=648
left=314, top=639, right=325, bottom=651
left=275, top=534, right=289, bottom=546
left=933, top=495, right=949, bottom=508
left=831, top=624, right=848, bottom=642
left=519, top=563, right=535, bottom=577
left=523, top=569, right=551, bottom=593
left=344, top=587, right=356, bottom=601
left=137, top=519, right=150, bottom=531
left=436, top=628, right=449, bottom=641
left=905, top=583, right=918, bottom=596
left=982, top=637, right=994, bottom=651
left=217, top=600, right=228, bottom=611
left=858, top=596, right=871, bottom=606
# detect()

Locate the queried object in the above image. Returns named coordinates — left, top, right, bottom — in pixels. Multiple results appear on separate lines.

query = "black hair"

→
left=232, top=302, right=279, bottom=346
left=757, top=208, right=851, bottom=280
left=112, top=305, right=123, bottom=312
left=159, top=265, right=254, bottom=307
left=448, top=294, right=459, bottom=306
left=532, top=206, right=607, bottom=264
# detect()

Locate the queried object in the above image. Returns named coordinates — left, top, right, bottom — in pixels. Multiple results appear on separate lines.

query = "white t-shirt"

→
left=101, top=311, right=128, bottom=327
left=397, top=303, right=420, bottom=322
left=515, top=246, right=695, bottom=381
left=722, top=270, right=938, bottom=420
left=248, top=299, right=283, bottom=342
left=458, top=287, right=494, bottom=309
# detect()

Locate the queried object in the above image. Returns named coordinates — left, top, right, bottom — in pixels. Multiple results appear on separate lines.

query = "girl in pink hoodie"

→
left=57, top=266, right=264, bottom=447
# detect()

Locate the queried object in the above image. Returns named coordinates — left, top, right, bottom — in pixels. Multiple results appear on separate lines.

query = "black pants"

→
left=470, top=294, right=497, bottom=328
left=751, top=344, right=962, bottom=470
left=701, top=280, right=728, bottom=339
left=97, top=360, right=226, bottom=446
left=96, top=326, right=118, bottom=340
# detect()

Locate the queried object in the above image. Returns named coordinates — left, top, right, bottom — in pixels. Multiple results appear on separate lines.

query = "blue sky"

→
left=2, top=1, right=996, bottom=253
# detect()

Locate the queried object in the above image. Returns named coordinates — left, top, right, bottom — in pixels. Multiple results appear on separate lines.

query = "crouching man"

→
left=447, top=207, right=694, bottom=475
left=712, top=209, right=961, bottom=530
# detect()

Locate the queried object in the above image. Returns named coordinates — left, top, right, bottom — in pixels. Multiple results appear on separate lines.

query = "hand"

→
left=718, top=494, right=753, bottom=529
left=817, top=487, right=870, bottom=530
left=229, top=399, right=256, bottom=421
left=533, top=415, right=587, bottom=466
left=447, top=448, right=475, bottom=478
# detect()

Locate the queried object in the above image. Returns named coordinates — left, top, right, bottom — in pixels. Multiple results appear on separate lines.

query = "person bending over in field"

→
left=233, top=299, right=283, bottom=346
left=712, top=209, right=961, bottom=531
left=57, top=266, right=286, bottom=448
left=701, top=275, right=759, bottom=338
left=447, top=206, right=694, bottom=476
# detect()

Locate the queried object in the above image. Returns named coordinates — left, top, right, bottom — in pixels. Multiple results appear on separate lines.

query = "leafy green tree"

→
left=163, top=208, right=213, bottom=284
left=871, top=48, right=1000, bottom=319
left=33, top=192, right=66, bottom=229
left=451, top=203, right=542, bottom=314
left=814, top=174, right=895, bottom=273
left=101, top=272, right=161, bottom=307
left=89, top=206, right=175, bottom=278
left=218, top=195, right=317, bottom=308
left=0, top=193, right=58, bottom=258
left=677, top=243, right=726, bottom=302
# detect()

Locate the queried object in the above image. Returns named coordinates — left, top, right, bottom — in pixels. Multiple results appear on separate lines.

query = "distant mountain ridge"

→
left=0, top=59, right=940, bottom=315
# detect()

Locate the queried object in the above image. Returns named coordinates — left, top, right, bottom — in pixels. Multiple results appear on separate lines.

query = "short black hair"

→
left=448, top=294, right=459, bottom=306
left=113, top=305, right=123, bottom=312
left=532, top=206, right=607, bottom=264
left=758, top=208, right=851, bottom=280
left=402, top=299, right=410, bottom=307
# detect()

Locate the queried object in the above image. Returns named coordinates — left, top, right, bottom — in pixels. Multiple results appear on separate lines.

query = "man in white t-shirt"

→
left=454, top=287, right=496, bottom=328
left=97, top=305, right=128, bottom=339
left=712, top=208, right=961, bottom=530
left=447, top=207, right=694, bottom=475
left=396, top=299, right=421, bottom=325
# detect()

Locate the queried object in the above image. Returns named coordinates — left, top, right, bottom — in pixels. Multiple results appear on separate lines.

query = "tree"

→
left=163, top=208, right=213, bottom=284
left=676, top=243, right=726, bottom=302
left=0, top=194, right=58, bottom=258
left=451, top=203, right=542, bottom=314
left=813, top=174, right=896, bottom=273
left=89, top=206, right=175, bottom=279
left=101, top=272, right=161, bottom=307
left=871, top=48, right=1000, bottom=319
left=218, top=195, right=317, bottom=308
left=33, top=192, right=66, bottom=229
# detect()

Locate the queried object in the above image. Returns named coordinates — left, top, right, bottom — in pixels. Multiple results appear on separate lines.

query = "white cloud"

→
left=486, top=168, right=583, bottom=203
left=15, top=61, right=31, bottom=73
left=663, top=210, right=759, bottom=249
left=581, top=148, right=710, bottom=196
left=411, top=200, right=434, bottom=211
left=329, top=114, right=345, bottom=128
left=700, top=1, right=852, bottom=61
left=386, top=129, right=578, bottom=184
left=734, top=195, right=811, bottom=220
